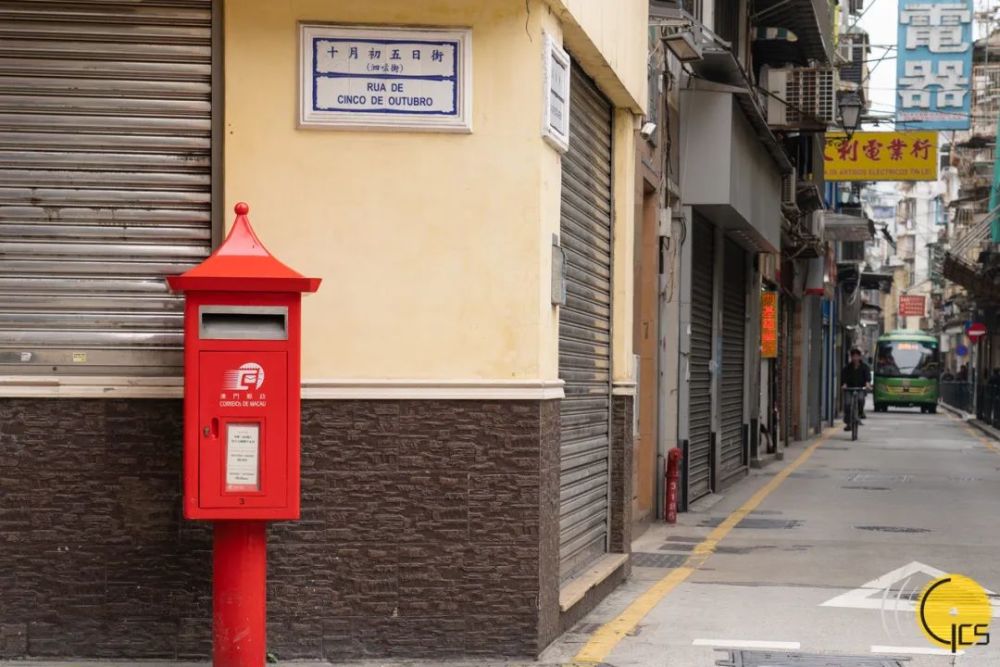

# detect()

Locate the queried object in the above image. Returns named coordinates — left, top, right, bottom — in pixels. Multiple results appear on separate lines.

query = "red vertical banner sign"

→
left=899, top=294, right=926, bottom=317
left=761, top=290, right=778, bottom=358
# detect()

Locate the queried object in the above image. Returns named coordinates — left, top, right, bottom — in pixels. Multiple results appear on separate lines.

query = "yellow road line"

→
left=572, top=428, right=836, bottom=665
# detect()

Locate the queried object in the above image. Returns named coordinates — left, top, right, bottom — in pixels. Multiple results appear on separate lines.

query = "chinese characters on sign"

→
left=300, top=25, right=472, bottom=131
left=823, top=131, right=938, bottom=181
left=896, top=0, right=973, bottom=130
left=761, top=291, right=778, bottom=359
left=899, top=295, right=927, bottom=317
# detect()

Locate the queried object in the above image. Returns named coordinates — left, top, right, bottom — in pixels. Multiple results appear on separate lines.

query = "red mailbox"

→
left=168, top=202, right=319, bottom=667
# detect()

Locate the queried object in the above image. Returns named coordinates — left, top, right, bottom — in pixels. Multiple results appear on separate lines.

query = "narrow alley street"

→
left=540, top=406, right=1000, bottom=666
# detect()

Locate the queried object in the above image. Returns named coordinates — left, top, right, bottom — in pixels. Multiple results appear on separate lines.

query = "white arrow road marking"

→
left=872, top=645, right=965, bottom=656
left=692, top=639, right=801, bottom=650
left=821, top=561, right=1000, bottom=617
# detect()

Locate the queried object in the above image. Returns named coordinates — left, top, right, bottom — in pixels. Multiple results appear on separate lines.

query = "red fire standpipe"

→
left=213, top=521, right=267, bottom=667
left=665, top=447, right=683, bottom=524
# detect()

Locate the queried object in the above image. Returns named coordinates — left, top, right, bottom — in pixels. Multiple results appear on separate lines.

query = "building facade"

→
left=0, top=0, right=646, bottom=660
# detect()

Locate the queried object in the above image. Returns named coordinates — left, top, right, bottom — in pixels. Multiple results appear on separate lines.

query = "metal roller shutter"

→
left=719, top=239, right=746, bottom=489
left=688, top=217, right=713, bottom=502
left=558, top=65, right=613, bottom=580
left=0, top=0, right=215, bottom=375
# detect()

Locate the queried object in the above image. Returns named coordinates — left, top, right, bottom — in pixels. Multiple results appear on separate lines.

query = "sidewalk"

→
left=938, top=400, right=1000, bottom=440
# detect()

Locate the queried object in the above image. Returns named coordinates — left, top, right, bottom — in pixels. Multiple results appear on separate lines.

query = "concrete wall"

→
left=225, top=0, right=547, bottom=382
left=541, top=0, right=648, bottom=111
left=225, top=0, right=641, bottom=387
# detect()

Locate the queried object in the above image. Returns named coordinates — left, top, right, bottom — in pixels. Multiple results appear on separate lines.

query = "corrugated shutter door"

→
left=688, top=217, right=713, bottom=502
left=558, top=65, right=613, bottom=580
left=0, top=1, right=214, bottom=375
left=719, top=239, right=746, bottom=489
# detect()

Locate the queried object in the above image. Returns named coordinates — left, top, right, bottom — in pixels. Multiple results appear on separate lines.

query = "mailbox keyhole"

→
left=203, top=418, right=219, bottom=439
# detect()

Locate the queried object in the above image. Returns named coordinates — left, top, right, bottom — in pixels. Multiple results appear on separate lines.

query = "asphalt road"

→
left=544, top=406, right=1000, bottom=666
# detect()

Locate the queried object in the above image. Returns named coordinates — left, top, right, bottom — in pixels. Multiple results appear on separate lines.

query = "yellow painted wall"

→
left=225, top=0, right=639, bottom=383
left=543, top=0, right=648, bottom=112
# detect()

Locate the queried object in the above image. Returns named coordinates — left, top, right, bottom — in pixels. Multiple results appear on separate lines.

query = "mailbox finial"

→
left=235, top=202, right=250, bottom=215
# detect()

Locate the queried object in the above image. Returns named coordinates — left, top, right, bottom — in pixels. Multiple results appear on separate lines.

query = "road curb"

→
left=939, top=402, right=1000, bottom=442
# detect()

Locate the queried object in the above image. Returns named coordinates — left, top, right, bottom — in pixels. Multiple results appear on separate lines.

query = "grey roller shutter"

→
left=0, top=0, right=215, bottom=375
left=688, top=216, right=713, bottom=502
left=558, top=65, right=613, bottom=580
left=719, top=239, right=746, bottom=489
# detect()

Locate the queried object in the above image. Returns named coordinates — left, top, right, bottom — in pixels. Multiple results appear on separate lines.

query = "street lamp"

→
left=838, top=92, right=863, bottom=141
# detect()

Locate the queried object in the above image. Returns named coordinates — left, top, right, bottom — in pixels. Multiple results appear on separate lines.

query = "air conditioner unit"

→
left=781, top=171, right=797, bottom=205
left=807, top=210, right=825, bottom=238
left=785, top=68, right=838, bottom=126
left=762, top=67, right=838, bottom=128
left=761, top=66, right=790, bottom=126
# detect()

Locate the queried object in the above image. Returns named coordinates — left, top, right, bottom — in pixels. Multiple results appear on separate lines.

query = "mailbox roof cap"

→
left=167, top=202, right=321, bottom=293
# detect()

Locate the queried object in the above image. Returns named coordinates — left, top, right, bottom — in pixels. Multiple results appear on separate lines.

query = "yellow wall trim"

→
left=301, top=378, right=565, bottom=400
left=612, top=381, right=637, bottom=396
left=0, top=376, right=183, bottom=399
left=0, top=376, right=567, bottom=401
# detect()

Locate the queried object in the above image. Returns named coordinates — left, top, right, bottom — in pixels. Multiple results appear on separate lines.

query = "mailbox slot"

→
left=199, top=305, right=288, bottom=340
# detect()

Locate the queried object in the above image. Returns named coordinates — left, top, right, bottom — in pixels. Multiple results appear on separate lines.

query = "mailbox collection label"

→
left=226, top=423, right=261, bottom=491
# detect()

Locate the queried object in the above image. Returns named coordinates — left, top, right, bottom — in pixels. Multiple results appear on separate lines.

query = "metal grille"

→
left=719, top=240, right=746, bottom=489
left=714, top=0, right=740, bottom=53
left=0, top=0, right=215, bottom=375
left=688, top=216, right=714, bottom=502
left=558, top=64, right=613, bottom=580
left=785, top=68, right=837, bottom=126
left=972, top=64, right=1000, bottom=138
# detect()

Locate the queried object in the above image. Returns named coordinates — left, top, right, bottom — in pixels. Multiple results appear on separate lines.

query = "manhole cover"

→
left=701, top=517, right=803, bottom=530
left=631, top=552, right=687, bottom=568
left=856, top=525, right=931, bottom=534
left=715, top=649, right=909, bottom=666
left=848, top=472, right=912, bottom=484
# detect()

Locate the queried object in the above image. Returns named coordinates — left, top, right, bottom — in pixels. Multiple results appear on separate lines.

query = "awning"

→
left=750, top=0, right=833, bottom=63
left=824, top=212, right=875, bottom=242
left=752, top=26, right=808, bottom=67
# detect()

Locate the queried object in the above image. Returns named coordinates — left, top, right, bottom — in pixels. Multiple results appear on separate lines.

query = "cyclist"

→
left=841, top=348, right=872, bottom=431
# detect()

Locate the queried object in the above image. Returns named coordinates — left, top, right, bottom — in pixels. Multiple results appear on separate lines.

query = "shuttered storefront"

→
left=558, top=65, right=613, bottom=579
left=719, top=240, right=746, bottom=489
left=688, top=216, right=714, bottom=502
left=0, top=1, right=215, bottom=375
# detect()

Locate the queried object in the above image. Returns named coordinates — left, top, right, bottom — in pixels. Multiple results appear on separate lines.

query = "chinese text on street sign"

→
left=899, top=294, right=927, bottom=317
left=896, top=0, right=973, bottom=130
left=300, top=25, right=472, bottom=131
left=824, top=131, right=938, bottom=181
left=761, top=291, right=778, bottom=359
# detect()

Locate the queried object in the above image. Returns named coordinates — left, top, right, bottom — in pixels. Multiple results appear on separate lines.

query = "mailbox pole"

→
left=214, top=521, right=267, bottom=667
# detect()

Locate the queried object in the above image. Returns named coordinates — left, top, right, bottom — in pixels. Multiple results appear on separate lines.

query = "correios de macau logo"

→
left=917, top=574, right=991, bottom=653
left=223, top=362, right=265, bottom=391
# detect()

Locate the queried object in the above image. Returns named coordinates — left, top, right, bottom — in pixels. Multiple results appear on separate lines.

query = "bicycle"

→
left=844, top=387, right=867, bottom=441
